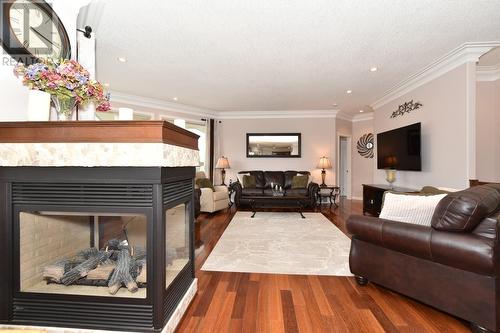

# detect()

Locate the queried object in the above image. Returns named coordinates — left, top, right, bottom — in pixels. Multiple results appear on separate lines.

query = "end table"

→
left=317, top=185, right=340, bottom=207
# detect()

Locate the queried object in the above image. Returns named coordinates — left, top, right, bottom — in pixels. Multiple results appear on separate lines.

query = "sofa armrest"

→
left=200, top=187, right=214, bottom=199
left=214, top=185, right=228, bottom=193
left=230, top=181, right=242, bottom=206
left=307, top=182, right=320, bottom=206
left=347, top=215, right=433, bottom=260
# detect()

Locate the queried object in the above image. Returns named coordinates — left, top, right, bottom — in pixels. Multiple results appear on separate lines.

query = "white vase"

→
left=27, top=90, right=51, bottom=121
left=118, top=107, right=134, bottom=120
left=79, top=102, right=96, bottom=120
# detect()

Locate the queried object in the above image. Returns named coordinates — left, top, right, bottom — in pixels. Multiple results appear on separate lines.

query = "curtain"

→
left=212, top=120, right=223, bottom=185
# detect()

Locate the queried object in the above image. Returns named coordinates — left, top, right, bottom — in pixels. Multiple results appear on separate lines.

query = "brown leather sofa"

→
left=347, top=184, right=500, bottom=333
left=232, top=170, right=319, bottom=208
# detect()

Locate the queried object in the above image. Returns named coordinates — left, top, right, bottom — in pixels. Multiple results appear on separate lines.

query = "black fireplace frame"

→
left=0, top=167, right=196, bottom=332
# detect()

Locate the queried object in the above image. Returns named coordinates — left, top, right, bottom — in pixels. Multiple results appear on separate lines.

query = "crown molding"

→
left=477, top=63, right=500, bottom=82
left=109, top=90, right=218, bottom=118
left=371, top=42, right=500, bottom=110
left=217, top=109, right=339, bottom=119
left=335, top=111, right=353, bottom=122
left=352, top=113, right=374, bottom=122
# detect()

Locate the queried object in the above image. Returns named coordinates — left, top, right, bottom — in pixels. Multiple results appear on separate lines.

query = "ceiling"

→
left=90, top=0, right=500, bottom=114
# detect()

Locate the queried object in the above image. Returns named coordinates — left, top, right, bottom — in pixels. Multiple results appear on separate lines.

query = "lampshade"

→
left=317, top=156, right=332, bottom=169
left=216, top=156, right=230, bottom=169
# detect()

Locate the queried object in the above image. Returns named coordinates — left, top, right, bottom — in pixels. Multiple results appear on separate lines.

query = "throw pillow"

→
left=291, top=175, right=308, bottom=189
left=379, top=192, right=447, bottom=227
left=420, top=186, right=451, bottom=195
left=242, top=175, right=257, bottom=188
left=196, top=178, right=215, bottom=191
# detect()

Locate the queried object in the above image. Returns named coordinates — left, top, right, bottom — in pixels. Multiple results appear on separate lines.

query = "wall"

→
left=476, top=79, right=500, bottom=182
left=219, top=117, right=336, bottom=185
left=0, top=1, right=90, bottom=121
left=351, top=119, right=374, bottom=199
left=373, top=64, right=471, bottom=190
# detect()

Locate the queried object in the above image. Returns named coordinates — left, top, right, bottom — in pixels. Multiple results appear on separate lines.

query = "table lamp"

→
left=317, top=156, right=332, bottom=187
left=215, top=156, right=231, bottom=185
left=383, top=156, right=398, bottom=188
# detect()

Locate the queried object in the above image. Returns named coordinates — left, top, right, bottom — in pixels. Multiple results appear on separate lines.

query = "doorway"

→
left=337, top=135, right=352, bottom=198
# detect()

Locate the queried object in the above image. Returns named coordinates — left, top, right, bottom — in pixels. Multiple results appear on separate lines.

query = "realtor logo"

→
left=1, top=0, right=63, bottom=65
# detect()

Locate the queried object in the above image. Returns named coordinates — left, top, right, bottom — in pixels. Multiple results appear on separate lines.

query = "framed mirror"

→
left=246, top=133, right=301, bottom=158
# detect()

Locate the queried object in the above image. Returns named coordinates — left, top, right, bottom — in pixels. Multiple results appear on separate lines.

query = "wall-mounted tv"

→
left=377, top=122, right=421, bottom=171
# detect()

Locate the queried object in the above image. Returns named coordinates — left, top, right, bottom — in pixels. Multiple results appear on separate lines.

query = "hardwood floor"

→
left=176, top=199, right=471, bottom=333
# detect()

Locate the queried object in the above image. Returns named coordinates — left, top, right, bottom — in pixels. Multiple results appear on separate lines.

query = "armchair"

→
left=195, top=172, right=229, bottom=213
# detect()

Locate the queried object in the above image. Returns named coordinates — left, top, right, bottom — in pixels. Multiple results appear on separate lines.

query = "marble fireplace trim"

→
left=0, top=143, right=199, bottom=167
left=0, top=278, right=198, bottom=333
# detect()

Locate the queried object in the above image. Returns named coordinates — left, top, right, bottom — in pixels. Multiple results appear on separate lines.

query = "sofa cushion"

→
left=242, top=188, right=264, bottom=196
left=264, top=171, right=285, bottom=189
left=431, top=185, right=500, bottom=232
left=380, top=192, right=447, bottom=227
left=242, top=175, right=256, bottom=188
left=285, top=188, right=308, bottom=196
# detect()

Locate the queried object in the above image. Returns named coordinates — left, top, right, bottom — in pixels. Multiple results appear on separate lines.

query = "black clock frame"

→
left=1, top=0, right=71, bottom=63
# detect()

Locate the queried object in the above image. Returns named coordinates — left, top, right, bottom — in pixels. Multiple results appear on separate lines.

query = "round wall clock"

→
left=1, top=0, right=71, bottom=63
left=357, top=133, right=374, bottom=158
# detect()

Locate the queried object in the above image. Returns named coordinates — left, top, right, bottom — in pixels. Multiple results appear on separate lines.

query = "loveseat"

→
left=347, top=184, right=500, bottom=333
left=232, top=170, right=319, bottom=208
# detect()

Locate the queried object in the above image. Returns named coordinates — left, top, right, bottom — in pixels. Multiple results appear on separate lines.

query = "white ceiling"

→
left=91, top=0, right=500, bottom=114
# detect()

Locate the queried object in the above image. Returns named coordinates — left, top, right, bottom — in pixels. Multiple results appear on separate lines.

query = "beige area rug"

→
left=202, top=211, right=353, bottom=276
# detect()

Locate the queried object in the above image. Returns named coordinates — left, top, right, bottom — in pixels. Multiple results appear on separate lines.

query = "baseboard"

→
left=351, top=196, right=363, bottom=201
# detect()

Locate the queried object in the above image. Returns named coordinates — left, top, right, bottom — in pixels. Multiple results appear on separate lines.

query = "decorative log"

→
left=136, top=264, right=147, bottom=284
left=108, top=250, right=138, bottom=294
left=87, top=264, right=116, bottom=280
left=43, top=259, right=68, bottom=282
left=61, top=250, right=111, bottom=286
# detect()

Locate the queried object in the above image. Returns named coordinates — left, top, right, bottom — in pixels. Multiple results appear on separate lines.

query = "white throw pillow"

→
left=379, top=192, right=447, bottom=227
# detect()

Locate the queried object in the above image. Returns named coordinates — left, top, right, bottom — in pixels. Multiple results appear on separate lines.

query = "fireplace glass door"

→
left=165, top=203, right=190, bottom=289
left=18, top=211, right=148, bottom=299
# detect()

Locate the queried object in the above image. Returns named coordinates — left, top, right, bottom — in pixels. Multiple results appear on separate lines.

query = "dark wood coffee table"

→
left=249, top=195, right=308, bottom=218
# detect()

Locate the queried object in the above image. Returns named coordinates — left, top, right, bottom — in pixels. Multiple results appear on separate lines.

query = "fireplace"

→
left=0, top=168, right=195, bottom=332
left=0, top=121, right=200, bottom=333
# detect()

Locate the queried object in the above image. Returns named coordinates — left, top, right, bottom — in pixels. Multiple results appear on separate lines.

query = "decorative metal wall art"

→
left=391, top=100, right=422, bottom=118
left=357, top=133, right=374, bottom=158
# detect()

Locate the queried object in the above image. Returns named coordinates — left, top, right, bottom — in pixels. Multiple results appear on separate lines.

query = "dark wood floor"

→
left=176, top=200, right=471, bottom=333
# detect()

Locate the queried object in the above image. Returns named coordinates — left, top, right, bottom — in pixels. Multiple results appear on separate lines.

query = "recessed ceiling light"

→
left=346, top=90, right=352, bottom=94
left=359, top=110, right=364, bottom=113
left=369, top=67, right=378, bottom=72
left=173, top=97, right=178, bottom=101
left=117, top=57, right=127, bottom=63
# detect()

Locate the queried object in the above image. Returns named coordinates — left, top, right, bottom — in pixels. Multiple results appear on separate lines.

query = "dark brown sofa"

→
left=347, top=184, right=500, bottom=333
left=232, top=170, right=319, bottom=208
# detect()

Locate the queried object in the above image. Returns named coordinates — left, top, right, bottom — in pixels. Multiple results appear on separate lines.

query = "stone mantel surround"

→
left=0, top=121, right=200, bottom=167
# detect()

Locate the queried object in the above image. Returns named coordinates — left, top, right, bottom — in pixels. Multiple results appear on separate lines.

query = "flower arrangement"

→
left=14, top=59, right=111, bottom=119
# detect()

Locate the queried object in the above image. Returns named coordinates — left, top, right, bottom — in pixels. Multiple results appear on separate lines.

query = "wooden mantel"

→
left=0, top=121, right=199, bottom=150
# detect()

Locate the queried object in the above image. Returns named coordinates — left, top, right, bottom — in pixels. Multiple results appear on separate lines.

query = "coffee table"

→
left=249, top=195, right=309, bottom=218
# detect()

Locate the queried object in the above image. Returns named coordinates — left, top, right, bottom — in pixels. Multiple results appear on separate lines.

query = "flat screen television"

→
left=377, top=122, right=421, bottom=171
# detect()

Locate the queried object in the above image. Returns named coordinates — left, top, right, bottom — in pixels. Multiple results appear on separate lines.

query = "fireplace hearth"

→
left=0, top=121, right=200, bottom=333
